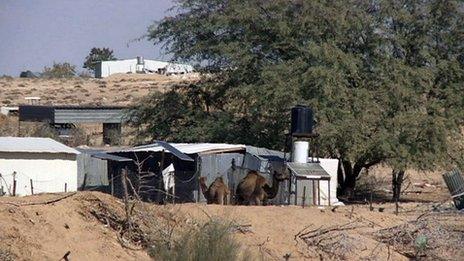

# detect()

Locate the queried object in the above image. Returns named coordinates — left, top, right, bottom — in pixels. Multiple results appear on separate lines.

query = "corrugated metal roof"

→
left=245, top=146, right=287, bottom=161
left=0, top=137, right=80, bottom=154
left=287, top=162, right=331, bottom=179
left=117, top=143, right=246, bottom=155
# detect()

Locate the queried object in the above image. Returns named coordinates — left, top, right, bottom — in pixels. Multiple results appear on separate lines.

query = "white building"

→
left=95, top=57, right=194, bottom=78
left=0, top=137, right=80, bottom=196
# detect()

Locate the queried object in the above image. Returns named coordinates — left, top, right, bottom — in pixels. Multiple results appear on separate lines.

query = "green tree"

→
left=83, top=47, right=116, bottom=72
left=132, top=0, right=464, bottom=197
left=42, top=62, right=76, bottom=78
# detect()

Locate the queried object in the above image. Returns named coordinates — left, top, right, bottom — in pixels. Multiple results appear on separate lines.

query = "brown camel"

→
left=199, top=176, right=230, bottom=205
left=235, top=170, right=288, bottom=205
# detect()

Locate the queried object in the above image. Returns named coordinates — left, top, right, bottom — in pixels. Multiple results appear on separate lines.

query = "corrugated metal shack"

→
left=103, top=142, right=287, bottom=204
left=76, top=148, right=109, bottom=191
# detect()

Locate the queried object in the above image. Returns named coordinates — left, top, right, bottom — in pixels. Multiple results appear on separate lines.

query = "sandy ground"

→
left=0, top=189, right=461, bottom=261
left=0, top=73, right=198, bottom=107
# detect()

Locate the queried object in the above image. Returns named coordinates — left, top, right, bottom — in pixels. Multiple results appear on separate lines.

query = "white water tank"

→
left=292, top=141, right=309, bottom=163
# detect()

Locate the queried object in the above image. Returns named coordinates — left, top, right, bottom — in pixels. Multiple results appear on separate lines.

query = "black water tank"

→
left=291, top=105, right=314, bottom=137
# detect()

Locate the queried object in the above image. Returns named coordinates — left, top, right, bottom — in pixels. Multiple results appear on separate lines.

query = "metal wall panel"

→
left=54, top=109, right=124, bottom=123
left=77, top=151, right=108, bottom=189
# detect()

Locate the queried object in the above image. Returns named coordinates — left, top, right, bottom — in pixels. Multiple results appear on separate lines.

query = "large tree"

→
left=83, top=47, right=116, bottom=72
left=131, top=0, right=464, bottom=197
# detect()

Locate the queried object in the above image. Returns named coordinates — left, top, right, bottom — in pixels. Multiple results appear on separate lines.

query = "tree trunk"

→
left=392, top=169, right=405, bottom=202
left=339, top=160, right=364, bottom=199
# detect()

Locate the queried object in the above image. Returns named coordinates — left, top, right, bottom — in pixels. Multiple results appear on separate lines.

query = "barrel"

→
left=291, top=105, right=314, bottom=137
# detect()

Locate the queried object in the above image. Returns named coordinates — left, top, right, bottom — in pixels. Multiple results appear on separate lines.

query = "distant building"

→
left=0, top=137, right=80, bottom=196
left=94, top=56, right=194, bottom=78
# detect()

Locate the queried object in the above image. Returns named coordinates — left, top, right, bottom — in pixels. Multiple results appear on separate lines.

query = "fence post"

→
left=12, top=181, right=16, bottom=197
left=30, top=179, right=34, bottom=195
left=302, top=186, right=306, bottom=208
left=121, top=167, right=131, bottom=224
left=12, top=171, right=16, bottom=196
left=65, top=183, right=67, bottom=193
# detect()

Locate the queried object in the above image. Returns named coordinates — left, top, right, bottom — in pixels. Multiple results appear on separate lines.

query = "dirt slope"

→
left=0, top=191, right=461, bottom=260
left=0, top=73, right=198, bottom=107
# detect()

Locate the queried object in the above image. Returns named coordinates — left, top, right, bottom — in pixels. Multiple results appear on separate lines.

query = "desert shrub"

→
left=0, top=115, right=17, bottom=136
left=0, top=248, right=16, bottom=261
left=66, top=126, right=90, bottom=146
left=42, top=62, right=76, bottom=78
left=1, top=75, right=13, bottom=81
left=78, top=70, right=93, bottom=78
left=29, top=123, right=60, bottom=139
left=148, top=218, right=247, bottom=261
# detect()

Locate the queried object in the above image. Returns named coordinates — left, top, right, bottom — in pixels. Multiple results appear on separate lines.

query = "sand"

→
left=0, top=190, right=460, bottom=260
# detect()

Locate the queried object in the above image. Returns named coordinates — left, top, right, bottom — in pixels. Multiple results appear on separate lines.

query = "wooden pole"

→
left=121, top=167, right=131, bottom=224
left=110, top=171, right=114, bottom=196
left=12, top=171, right=16, bottom=196
left=302, top=186, right=306, bottom=208
left=13, top=180, right=16, bottom=197
left=328, top=180, right=331, bottom=206
left=317, top=180, right=321, bottom=206
left=312, top=180, right=316, bottom=205
left=30, top=179, right=34, bottom=195
left=65, top=183, right=67, bottom=192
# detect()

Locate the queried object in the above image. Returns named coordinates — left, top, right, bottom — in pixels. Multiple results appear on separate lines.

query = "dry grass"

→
left=0, top=73, right=198, bottom=106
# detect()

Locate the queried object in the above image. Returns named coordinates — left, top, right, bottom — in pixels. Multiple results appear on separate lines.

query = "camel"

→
left=199, top=176, right=230, bottom=205
left=235, top=170, right=289, bottom=206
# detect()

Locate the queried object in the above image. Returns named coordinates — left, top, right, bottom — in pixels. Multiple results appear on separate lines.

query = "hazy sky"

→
left=0, top=0, right=175, bottom=76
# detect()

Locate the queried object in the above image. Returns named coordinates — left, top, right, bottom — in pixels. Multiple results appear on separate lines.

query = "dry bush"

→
left=0, top=75, right=13, bottom=81
left=297, top=221, right=366, bottom=260
left=0, top=115, right=17, bottom=136
left=66, top=126, right=91, bottom=147
left=0, top=248, right=16, bottom=261
left=29, top=123, right=60, bottom=139
left=80, top=191, right=251, bottom=261
left=355, top=172, right=389, bottom=197
left=375, top=217, right=464, bottom=259
left=151, top=218, right=250, bottom=261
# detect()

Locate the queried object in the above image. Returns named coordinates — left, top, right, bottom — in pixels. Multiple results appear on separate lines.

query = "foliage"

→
left=42, top=62, right=76, bottom=78
left=133, top=0, right=464, bottom=195
left=149, top=219, right=249, bottom=261
left=83, top=47, right=116, bottom=72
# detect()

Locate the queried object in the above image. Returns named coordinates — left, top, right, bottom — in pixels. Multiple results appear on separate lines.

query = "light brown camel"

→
left=235, top=170, right=288, bottom=205
left=199, top=176, right=230, bottom=205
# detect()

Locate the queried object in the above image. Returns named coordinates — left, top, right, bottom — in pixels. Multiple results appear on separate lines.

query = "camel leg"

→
left=217, top=194, right=224, bottom=205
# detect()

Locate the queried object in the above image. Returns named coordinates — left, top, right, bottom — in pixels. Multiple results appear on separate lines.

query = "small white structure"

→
left=95, top=57, right=194, bottom=78
left=0, top=137, right=80, bottom=196
left=318, top=158, right=341, bottom=206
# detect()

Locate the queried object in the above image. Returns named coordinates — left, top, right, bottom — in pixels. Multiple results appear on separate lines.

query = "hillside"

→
left=0, top=191, right=462, bottom=260
left=0, top=73, right=198, bottom=107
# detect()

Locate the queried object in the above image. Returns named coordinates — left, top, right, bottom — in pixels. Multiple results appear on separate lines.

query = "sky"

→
left=0, top=0, right=175, bottom=76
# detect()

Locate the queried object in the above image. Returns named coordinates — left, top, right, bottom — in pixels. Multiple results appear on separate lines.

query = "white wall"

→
left=99, top=59, right=138, bottom=78
left=293, top=158, right=341, bottom=206
left=97, top=59, right=194, bottom=78
left=318, top=158, right=340, bottom=205
left=0, top=153, right=78, bottom=196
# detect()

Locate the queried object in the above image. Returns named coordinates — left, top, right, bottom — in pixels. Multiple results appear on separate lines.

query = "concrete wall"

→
left=0, top=152, right=78, bottom=196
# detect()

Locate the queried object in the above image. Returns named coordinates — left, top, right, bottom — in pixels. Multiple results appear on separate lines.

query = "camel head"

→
left=199, top=176, right=207, bottom=184
left=273, top=169, right=290, bottom=181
